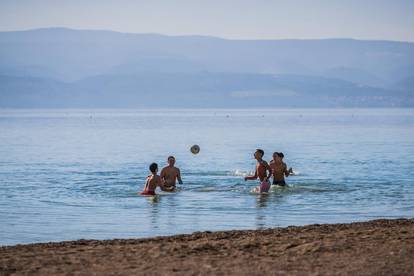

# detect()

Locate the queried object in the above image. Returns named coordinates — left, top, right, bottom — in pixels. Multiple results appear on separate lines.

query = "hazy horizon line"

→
left=2, top=26, right=413, bottom=44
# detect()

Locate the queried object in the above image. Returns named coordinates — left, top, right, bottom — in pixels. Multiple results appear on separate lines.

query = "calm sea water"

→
left=0, top=108, right=413, bottom=245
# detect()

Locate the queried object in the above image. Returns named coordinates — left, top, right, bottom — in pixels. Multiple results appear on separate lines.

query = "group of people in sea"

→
left=140, top=149, right=293, bottom=196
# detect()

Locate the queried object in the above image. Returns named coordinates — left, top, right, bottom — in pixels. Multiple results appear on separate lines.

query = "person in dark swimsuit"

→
left=269, top=152, right=293, bottom=186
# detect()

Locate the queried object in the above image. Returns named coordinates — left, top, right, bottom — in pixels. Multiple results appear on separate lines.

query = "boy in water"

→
left=244, top=149, right=272, bottom=193
left=140, top=163, right=163, bottom=196
left=160, top=156, right=183, bottom=192
left=269, top=152, right=293, bottom=187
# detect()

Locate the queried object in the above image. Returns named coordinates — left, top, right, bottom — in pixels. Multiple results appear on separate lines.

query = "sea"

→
left=0, top=108, right=413, bottom=245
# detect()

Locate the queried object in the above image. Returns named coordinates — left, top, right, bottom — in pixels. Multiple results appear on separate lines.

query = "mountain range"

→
left=0, top=28, right=413, bottom=107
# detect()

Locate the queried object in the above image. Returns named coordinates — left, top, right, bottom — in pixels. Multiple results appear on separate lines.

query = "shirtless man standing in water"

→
left=244, top=149, right=272, bottom=193
left=269, top=152, right=293, bottom=186
left=160, top=156, right=183, bottom=192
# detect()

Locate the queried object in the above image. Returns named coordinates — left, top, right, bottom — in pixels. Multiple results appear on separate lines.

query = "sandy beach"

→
left=1, top=219, right=413, bottom=275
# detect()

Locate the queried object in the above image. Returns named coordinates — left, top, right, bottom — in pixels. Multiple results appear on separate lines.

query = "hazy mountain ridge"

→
left=0, top=28, right=413, bottom=107
left=1, top=72, right=411, bottom=108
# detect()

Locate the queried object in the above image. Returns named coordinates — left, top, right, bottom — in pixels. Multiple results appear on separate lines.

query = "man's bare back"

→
left=140, top=163, right=162, bottom=196
left=145, top=174, right=162, bottom=192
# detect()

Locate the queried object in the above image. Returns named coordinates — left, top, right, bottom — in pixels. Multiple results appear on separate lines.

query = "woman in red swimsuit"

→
left=140, top=163, right=162, bottom=196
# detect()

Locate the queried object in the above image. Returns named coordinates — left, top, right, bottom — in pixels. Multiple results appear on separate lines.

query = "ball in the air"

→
left=190, top=145, right=200, bottom=154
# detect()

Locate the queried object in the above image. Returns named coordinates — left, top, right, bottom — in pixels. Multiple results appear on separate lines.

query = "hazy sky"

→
left=1, top=0, right=413, bottom=41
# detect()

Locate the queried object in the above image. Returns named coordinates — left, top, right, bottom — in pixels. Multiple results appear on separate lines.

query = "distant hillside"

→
left=0, top=28, right=413, bottom=107
left=1, top=73, right=412, bottom=108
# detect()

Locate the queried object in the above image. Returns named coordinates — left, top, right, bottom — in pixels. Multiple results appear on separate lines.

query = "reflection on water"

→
left=256, top=194, right=270, bottom=208
left=1, top=108, right=414, bottom=245
left=255, top=194, right=269, bottom=229
left=149, top=196, right=160, bottom=230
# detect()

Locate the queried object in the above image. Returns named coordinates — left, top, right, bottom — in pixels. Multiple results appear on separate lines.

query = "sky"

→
left=0, top=0, right=413, bottom=41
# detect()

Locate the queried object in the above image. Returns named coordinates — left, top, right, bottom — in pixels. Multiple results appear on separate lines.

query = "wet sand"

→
left=1, top=219, right=413, bottom=275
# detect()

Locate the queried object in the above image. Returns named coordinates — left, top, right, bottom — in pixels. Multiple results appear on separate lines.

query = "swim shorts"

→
left=259, top=180, right=271, bottom=193
left=272, top=179, right=286, bottom=186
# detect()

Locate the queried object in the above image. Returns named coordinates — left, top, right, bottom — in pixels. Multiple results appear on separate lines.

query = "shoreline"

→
left=1, top=218, right=413, bottom=275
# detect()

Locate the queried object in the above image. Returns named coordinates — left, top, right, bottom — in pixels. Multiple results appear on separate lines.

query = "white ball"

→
left=190, top=145, right=200, bottom=154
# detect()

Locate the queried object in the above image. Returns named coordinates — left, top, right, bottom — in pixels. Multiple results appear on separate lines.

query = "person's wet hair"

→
left=256, top=149, right=264, bottom=156
left=273, top=152, right=279, bottom=156
left=277, top=152, right=284, bottom=158
left=168, top=156, right=175, bottom=161
left=149, top=163, right=158, bottom=173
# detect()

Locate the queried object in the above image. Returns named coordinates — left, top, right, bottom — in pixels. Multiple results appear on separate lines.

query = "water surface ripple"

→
left=0, top=108, right=413, bottom=245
